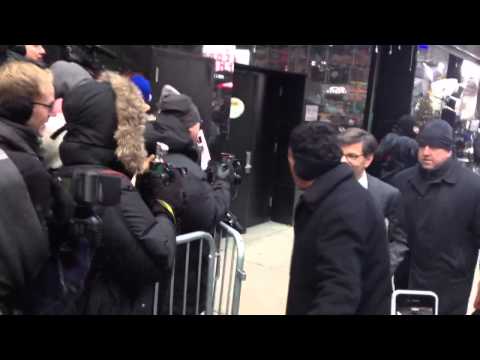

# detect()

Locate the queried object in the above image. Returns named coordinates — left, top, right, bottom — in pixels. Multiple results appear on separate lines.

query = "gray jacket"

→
left=367, top=174, right=408, bottom=275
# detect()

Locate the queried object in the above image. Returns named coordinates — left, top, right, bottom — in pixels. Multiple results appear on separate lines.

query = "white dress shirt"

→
left=357, top=170, right=369, bottom=190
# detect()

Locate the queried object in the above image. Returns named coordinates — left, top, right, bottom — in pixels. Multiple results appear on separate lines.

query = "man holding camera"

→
left=142, top=85, right=232, bottom=234
left=139, top=85, right=234, bottom=314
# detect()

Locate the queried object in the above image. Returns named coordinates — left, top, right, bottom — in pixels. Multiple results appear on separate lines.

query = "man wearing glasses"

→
left=0, top=60, right=56, bottom=314
left=338, top=128, right=408, bottom=284
left=286, top=121, right=391, bottom=314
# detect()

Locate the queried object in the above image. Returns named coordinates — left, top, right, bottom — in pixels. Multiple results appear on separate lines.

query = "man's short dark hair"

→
left=337, top=127, right=378, bottom=156
left=289, top=121, right=342, bottom=181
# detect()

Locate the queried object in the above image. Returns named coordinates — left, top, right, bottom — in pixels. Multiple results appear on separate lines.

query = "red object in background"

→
left=216, top=82, right=233, bottom=89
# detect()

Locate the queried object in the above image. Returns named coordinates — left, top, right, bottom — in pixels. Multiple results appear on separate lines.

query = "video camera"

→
left=57, top=169, right=122, bottom=249
left=149, top=142, right=178, bottom=187
left=207, top=152, right=243, bottom=190
left=207, top=153, right=245, bottom=234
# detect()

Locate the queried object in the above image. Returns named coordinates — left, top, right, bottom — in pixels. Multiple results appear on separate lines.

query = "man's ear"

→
left=364, top=153, right=374, bottom=169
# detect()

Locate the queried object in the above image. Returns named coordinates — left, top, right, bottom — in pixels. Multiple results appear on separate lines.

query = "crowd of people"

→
left=287, top=116, right=480, bottom=315
left=0, top=45, right=234, bottom=315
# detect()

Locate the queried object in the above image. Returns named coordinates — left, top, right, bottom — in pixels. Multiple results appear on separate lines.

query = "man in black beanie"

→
left=391, top=119, right=480, bottom=314
left=286, top=121, right=391, bottom=314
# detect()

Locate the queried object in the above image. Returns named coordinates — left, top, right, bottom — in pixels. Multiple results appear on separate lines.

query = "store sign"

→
left=326, top=86, right=347, bottom=95
left=230, top=97, right=245, bottom=119
left=202, top=45, right=236, bottom=73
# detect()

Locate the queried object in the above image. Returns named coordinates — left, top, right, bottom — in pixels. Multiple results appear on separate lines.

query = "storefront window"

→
left=452, top=59, right=480, bottom=165
left=412, top=45, right=450, bottom=128
left=305, top=45, right=371, bottom=128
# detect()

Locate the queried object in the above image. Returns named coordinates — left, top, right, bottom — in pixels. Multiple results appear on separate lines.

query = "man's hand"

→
left=141, top=154, right=155, bottom=174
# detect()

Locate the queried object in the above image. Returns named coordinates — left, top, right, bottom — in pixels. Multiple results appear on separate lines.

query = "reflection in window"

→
left=233, top=45, right=372, bottom=128
left=306, top=45, right=371, bottom=128
left=411, top=45, right=450, bottom=128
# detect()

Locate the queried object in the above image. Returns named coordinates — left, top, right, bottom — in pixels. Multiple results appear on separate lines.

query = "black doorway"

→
left=228, top=64, right=306, bottom=230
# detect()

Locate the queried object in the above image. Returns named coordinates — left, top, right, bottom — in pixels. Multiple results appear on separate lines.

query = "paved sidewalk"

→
left=238, top=222, right=293, bottom=315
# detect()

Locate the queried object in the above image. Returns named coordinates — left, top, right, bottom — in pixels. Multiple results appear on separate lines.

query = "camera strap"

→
left=156, top=199, right=176, bottom=225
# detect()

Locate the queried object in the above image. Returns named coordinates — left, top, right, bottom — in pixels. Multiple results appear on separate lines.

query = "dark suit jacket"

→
left=367, top=174, right=408, bottom=275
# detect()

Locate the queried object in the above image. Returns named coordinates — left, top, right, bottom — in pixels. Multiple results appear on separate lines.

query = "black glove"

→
left=137, top=167, right=188, bottom=219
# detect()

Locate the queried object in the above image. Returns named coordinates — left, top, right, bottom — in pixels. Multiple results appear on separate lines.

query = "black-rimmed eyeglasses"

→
left=32, top=101, right=55, bottom=112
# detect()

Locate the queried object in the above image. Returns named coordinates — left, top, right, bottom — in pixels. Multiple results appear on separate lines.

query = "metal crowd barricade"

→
left=152, top=222, right=246, bottom=315
left=212, top=221, right=246, bottom=315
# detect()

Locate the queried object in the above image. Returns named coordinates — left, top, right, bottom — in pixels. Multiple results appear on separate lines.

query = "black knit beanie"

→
left=417, top=119, right=453, bottom=150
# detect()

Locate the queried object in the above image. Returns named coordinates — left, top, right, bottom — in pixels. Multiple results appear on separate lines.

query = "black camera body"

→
left=55, top=169, right=122, bottom=250
left=207, top=152, right=243, bottom=187
left=71, top=170, right=121, bottom=207
left=150, top=160, right=178, bottom=187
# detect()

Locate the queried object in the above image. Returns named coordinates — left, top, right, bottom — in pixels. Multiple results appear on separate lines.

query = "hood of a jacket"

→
left=302, top=164, right=355, bottom=210
left=157, top=90, right=202, bottom=129
left=144, top=113, right=199, bottom=162
left=61, top=72, right=148, bottom=175
left=50, top=60, right=93, bottom=99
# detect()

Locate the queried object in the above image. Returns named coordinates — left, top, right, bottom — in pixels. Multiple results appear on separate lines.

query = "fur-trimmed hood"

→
left=60, top=71, right=148, bottom=175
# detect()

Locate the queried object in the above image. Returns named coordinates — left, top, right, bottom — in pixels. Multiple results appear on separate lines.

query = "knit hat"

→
left=50, top=60, right=93, bottom=99
left=158, top=85, right=202, bottom=129
left=130, top=74, right=152, bottom=103
left=417, top=119, right=453, bottom=150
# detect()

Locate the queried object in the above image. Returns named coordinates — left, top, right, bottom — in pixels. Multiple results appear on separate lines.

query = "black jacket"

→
left=371, top=133, right=419, bottom=184
left=391, top=158, right=480, bottom=314
left=0, top=119, right=51, bottom=312
left=144, top=111, right=230, bottom=314
left=286, top=164, right=392, bottom=315
left=0, top=119, right=52, bottom=230
left=144, top=114, right=230, bottom=234
left=59, top=81, right=176, bottom=314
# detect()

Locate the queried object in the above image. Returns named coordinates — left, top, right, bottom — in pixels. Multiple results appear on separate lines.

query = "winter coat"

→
left=144, top=113, right=230, bottom=234
left=59, top=77, right=176, bottom=315
left=144, top=109, right=230, bottom=314
left=0, top=119, right=51, bottom=312
left=286, top=164, right=392, bottom=315
left=391, top=158, right=480, bottom=314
